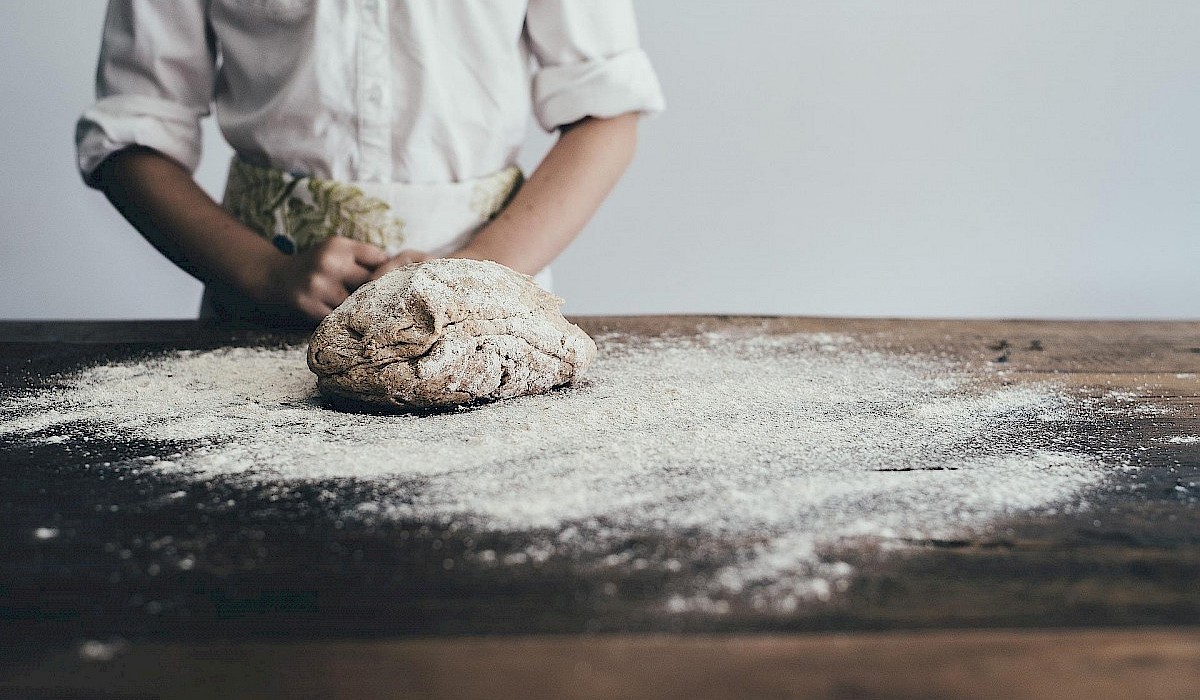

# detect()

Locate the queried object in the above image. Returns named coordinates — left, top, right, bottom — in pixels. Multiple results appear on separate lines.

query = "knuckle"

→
left=303, top=272, right=324, bottom=294
left=289, top=289, right=309, bottom=309
left=315, top=253, right=342, bottom=274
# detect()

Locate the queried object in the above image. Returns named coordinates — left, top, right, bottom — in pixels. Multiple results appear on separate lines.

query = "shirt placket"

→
left=357, top=0, right=393, bottom=182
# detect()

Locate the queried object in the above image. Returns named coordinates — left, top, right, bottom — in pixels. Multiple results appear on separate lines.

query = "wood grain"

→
left=6, top=629, right=1199, bottom=699
left=1, top=318, right=1197, bottom=697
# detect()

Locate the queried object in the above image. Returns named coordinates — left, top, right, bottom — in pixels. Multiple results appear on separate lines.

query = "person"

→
left=77, top=0, right=665, bottom=325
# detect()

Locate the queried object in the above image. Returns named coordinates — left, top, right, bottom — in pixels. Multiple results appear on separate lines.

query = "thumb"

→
left=351, top=242, right=389, bottom=268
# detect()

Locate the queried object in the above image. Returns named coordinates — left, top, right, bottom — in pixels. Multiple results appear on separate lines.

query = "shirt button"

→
left=367, top=85, right=383, bottom=104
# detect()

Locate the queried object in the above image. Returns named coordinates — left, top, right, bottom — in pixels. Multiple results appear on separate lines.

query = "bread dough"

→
left=307, top=259, right=597, bottom=410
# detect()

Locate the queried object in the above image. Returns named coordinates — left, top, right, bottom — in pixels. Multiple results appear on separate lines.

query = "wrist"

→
left=230, top=243, right=288, bottom=304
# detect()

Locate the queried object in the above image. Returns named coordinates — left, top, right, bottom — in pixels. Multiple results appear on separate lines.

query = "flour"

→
left=0, top=331, right=1108, bottom=611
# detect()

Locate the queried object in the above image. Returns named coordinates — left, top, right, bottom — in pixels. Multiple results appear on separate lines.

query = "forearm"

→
left=454, top=113, right=639, bottom=275
left=94, top=147, right=281, bottom=298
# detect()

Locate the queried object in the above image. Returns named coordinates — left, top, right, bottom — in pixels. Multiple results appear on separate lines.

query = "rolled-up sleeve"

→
left=525, top=0, right=665, bottom=133
left=75, top=0, right=216, bottom=186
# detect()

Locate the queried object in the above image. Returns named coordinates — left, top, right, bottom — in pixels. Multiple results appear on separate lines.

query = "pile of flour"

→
left=0, top=330, right=1107, bottom=611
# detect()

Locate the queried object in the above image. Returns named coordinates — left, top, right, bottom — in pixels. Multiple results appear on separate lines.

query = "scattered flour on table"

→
left=0, top=331, right=1109, bottom=611
left=1162, top=435, right=1200, bottom=444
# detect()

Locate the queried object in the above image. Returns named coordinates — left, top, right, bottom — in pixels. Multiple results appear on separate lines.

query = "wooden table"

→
left=1, top=318, right=1198, bottom=699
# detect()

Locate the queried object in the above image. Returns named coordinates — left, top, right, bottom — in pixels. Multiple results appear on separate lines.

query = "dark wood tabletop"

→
left=1, top=317, right=1198, bottom=699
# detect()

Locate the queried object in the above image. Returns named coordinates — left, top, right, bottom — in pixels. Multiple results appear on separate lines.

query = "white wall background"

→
left=2, top=1, right=1197, bottom=320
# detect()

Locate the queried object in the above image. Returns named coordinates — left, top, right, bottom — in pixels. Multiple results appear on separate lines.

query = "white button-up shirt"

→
left=77, top=0, right=665, bottom=185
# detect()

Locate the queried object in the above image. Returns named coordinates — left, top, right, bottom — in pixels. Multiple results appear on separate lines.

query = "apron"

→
left=200, top=158, right=551, bottom=322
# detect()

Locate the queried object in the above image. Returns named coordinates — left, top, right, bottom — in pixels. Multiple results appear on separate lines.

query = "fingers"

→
left=283, top=239, right=429, bottom=321
left=390, top=249, right=432, bottom=265
left=290, top=274, right=340, bottom=322
left=306, top=238, right=380, bottom=291
left=349, top=240, right=390, bottom=268
left=309, top=273, right=351, bottom=310
left=289, top=248, right=354, bottom=314
left=296, top=297, right=335, bottom=323
left=339, top=262, right=375, bottom=291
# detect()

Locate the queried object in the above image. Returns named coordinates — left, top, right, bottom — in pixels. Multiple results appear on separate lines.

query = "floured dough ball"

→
left=307, top=258, right=597, bottom=411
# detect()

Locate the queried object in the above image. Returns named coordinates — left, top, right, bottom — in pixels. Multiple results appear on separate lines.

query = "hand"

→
left=368, top=249, right=434, bottom=282
left=255, top=237, right=389, bottom=321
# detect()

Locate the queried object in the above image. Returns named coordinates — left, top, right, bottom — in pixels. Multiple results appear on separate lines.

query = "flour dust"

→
left=1, top=331, right=1110, bottom=612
